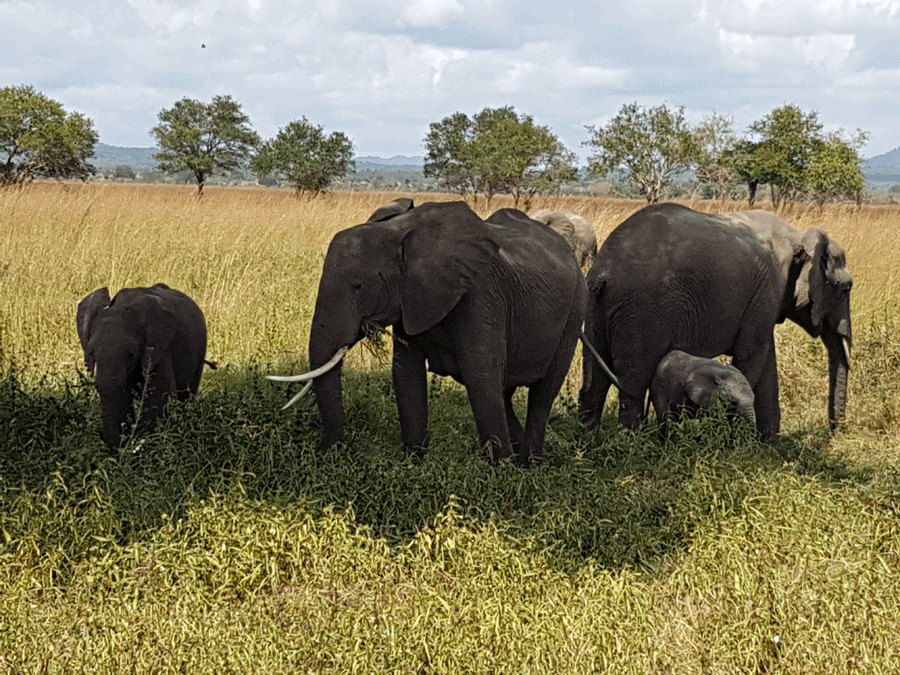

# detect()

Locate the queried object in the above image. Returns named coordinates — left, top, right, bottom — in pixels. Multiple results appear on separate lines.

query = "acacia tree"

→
left=251, top=118, right=355, bottom=198
left=584, top=102, right=699, bottom=203
left=727, top=105, right=867, bottom=208
left=0, top=85, right=98, bottom=186
left=423, top=106, right=576, bottom=208
left=693, top=113, right=740, bottom=201
left=804, top=130, right=869, bottom=206
left=150, top=95, right=260, bottom=197
left=423, top=112, right=478, bottom=196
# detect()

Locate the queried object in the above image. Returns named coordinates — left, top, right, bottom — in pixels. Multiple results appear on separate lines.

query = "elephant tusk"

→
left=579, top=333, right=620, bottom=389
left=843, top=338, right=851, bottom=368
left=266, top=346, right=349, bottom=383
left=281, top=381, right=313, bottom=410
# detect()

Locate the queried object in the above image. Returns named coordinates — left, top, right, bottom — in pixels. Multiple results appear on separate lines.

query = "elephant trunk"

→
left=308, top=321, right=355, bottom=449
left=823, top=319, right=851, bottom=429
left=97, top=383, right=131, bottom=450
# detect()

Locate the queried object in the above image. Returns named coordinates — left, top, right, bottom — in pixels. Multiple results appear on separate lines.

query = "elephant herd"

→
left=77, top=199, right=853, bottom=467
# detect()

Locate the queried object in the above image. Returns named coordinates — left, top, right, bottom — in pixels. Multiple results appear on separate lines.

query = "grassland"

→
left=1, top=182, right=899, bottom=673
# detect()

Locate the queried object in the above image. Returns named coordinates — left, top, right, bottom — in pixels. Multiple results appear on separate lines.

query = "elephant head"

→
left=77, top=284, right=207, bottom=449
left=649, top=351, right=756, bottom=441
left=295, top=201, right=497, bottom=449
left=367, top=197, right=414, bottom=222
left=529, top=209, right=597, bottom=268
left=718, top=211, right=852, bottom=428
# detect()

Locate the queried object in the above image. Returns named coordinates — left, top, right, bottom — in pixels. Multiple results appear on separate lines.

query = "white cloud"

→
left=717, top=29, right=856, bottom=72
left=401, top=0, right=465, bottom=26
left=3, top=0, right=899, bottom=155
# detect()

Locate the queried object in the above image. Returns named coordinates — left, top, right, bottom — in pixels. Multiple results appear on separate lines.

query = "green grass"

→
left=2, top=184, right=900, bottom=672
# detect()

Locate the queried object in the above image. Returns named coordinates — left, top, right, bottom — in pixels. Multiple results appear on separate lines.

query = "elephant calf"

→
left=529, top=209, right=598, bottom=269
left=650, top=350, right=756, bottom=437
left=77, top=283, right=209, bottom=450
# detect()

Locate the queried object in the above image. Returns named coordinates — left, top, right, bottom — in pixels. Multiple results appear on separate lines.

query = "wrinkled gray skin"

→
left=303, top=200, right=586, bottom=467
left=717, top=209, right=852, bottom=429
left=579, top=203, right=852, bottom=442
left=650, top=350, right=756, bottom=437
left=530, top=209, right=598, bottom=268
left=77, top=283, right=208, bottom=450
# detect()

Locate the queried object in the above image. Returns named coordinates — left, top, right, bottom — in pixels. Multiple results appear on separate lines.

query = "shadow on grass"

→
left=0, top=363, right=890, bottom=575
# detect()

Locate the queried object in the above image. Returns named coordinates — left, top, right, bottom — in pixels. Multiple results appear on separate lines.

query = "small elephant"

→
left=269, top=200, right=587, bottom=467
left=529, top=209, right=598, bottom=268
left=77, top=283, right=209, bottom=450
left=650, top=350, right=756, bottom=437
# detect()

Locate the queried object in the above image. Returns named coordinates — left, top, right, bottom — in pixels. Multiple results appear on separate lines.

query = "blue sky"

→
left=3, top=0, right=899, bottom=163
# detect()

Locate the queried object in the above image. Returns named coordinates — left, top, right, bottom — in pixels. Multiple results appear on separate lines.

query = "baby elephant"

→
left=649, top=351, right=756, bottom=436
left=77, top=283, right=209, bottom=450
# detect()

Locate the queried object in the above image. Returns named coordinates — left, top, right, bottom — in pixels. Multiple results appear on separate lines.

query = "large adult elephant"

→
left=530, top=209, right=598, bottom=268
left=77, top=283, right=209, bottom=450
left=578, top=203, right=852, bottom=442
left=270, top=201, right=587, bottom=466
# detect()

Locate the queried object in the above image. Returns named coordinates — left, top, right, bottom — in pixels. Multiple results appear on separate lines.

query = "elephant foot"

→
left=403, top=443, right=427, bottom=460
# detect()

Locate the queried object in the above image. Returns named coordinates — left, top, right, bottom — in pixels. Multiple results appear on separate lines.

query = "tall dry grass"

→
left=2, top=185, right=898, bottom=439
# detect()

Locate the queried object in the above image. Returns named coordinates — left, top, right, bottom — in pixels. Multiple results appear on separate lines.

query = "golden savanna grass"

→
left=2, top=182, right=897, bottom=435
left=2, top=182, right=900, bottom=673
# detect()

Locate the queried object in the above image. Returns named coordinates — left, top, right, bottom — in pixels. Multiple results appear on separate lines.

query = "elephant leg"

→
left=134, top=360, right=176, bottom=437
left=578, top=335, right=611, bottom=430
left=466, top=381, right=513, bottom=465
left=522, top=317, right=581, bottom=466
left=392, top=340, right=428, bottom=456
left=751, top=353, right=780, bottom=442
left=504, top=388, right=524, bottom=451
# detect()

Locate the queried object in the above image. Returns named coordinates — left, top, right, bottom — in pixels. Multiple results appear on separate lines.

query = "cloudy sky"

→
left=3, top=0, right=899, bottom=163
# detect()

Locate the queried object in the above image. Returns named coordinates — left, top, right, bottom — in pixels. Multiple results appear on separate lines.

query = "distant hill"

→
left=91, top=145, right=426, bottom=175
left=353, top=155, right=424, bottom=172
left=92, top=143, right=158, bottom=171
left=864, top=147, right=900, bottom=168
left=863, top=146, right=900, bottom=182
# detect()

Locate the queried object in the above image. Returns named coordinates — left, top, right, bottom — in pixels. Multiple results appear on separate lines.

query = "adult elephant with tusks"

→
left=579, top=203, right=852, bottom=442
left=269, top=200, right=587, bottom=467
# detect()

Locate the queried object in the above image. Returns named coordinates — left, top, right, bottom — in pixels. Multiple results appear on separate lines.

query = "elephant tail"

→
left=579, top=332, right=619, bottom=389
left=204, top=360, right=218, bottom=370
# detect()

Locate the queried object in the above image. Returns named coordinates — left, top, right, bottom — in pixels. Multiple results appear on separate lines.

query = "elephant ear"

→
left=368, top=198, right=414, bottom=223
left=76, top=287, right=111, bottom=371
left=794, top=226, right=830, bottom=333
left=685, top=371, right=715, bottom=409
left=399, top=208, right=499, bottom=336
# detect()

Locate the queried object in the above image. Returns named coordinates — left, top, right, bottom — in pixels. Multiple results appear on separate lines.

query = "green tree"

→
left=423, top=112, right=478, bottom=196
left=250, top=117, right=355, bottom=198
left=805, top=130, right=869, bottom=206
left=423, top=107, right=576, bottom=208
left=736, top=105, right=822, bottom=208
left=727, top=105, right=867, bottom=208
left=112, top=164, right=136, bottom=181
left=0, top=85, right=98, bottom=186
left=150, top=95, right=260, bottom=197
left=693, top=113, right=740, bottom=201
left=584, top=102, right=699, bottom=203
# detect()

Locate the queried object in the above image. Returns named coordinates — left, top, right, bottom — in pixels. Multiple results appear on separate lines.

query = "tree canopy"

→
left=584, top=102, right=700, bottom=204
left=250, top=118, right=355, bottom=198
left=0, top=85, right=98, bottom=187
left=726, top=105, right=867, bottom=207
left=424, top=106, right=576, bottom=208
left=150, top=95, right=260, bottom=196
